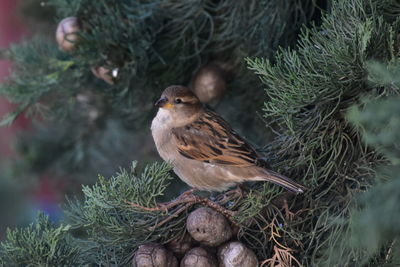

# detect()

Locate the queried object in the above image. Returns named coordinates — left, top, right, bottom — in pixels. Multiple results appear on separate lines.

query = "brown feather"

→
left=261, top=170, right=308, bottom=193
left=172, top=110, right=259, bottom=167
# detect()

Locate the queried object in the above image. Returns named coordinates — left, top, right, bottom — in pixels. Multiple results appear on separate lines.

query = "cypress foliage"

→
left=343, top=62, right=400, bottom=266
left=1, top=0, right=399, bottom=266
left=65, top=162, right=176, bottom=266
left=0, top=213, right=83, bottom=267
left=247, top=0, right=400, bottom=265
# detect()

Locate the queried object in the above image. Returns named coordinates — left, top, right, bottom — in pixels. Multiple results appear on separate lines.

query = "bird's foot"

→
left=127, top=189, right=238, bottom=228
left=216, top=185, right=247, bottom=205
left=198, top=197, right=237, bottom=222
left=234, top=184, right=248, bottom=198
left=168, top=191, right=237, bottom=219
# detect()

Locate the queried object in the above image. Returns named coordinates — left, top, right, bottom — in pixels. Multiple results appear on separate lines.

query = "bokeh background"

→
left=0, top=0, right=185, bottom=239
left=0, top=0, right=34, bottom=238
left=0, top=0, right=55, bottom=239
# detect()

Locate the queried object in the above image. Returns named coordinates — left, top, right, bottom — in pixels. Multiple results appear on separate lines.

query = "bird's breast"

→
left=151, top=109, right=177, bottom=162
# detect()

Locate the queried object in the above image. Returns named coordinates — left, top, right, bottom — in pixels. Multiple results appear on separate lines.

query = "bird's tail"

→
left=258, top=170, right=307, bottom=194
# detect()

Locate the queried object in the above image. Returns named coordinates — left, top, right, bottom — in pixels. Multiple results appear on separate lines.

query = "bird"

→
left=151, top=85, right=306, bottom=193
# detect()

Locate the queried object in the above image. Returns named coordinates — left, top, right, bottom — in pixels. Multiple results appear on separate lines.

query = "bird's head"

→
left=155, top=85, right=202, bottom=126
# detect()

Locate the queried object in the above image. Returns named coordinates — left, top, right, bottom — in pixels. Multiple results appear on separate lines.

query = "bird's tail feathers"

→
left=257, top=170, right=307, bottom=194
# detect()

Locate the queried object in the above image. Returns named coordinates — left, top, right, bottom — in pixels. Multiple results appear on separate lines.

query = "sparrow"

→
left=151, top=85, right=306, bottom=193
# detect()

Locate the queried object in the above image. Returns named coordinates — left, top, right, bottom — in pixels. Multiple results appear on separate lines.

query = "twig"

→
left=385, top=239, right=397, bottom=262
left=127, top=191, right=240, bottom=229
left=149, top=203, right=192, bottom=231
left=261, top=245, right=302, bottom=267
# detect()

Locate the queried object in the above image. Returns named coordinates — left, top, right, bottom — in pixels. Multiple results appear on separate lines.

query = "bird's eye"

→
left=174, top=98, right=183, bottom=104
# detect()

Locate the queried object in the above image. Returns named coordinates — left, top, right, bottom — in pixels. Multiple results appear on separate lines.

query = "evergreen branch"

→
left=247, top=0, right=400, bottom=265
left=0, top=102, right=31, bottom=127
left=367, top=61, right=400, bottom=92
left=0, top=37, right=80, bottom=125
left=0, top=213, right=83, bottom=267
left=348, top=96, right=400, bottom=165
left=64, top=161, right=182, bottom=265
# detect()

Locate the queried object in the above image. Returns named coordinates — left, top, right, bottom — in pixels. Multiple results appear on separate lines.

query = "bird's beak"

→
left=155, top=97, right=174, bottom=109
left=155, top=97, right=168, bottom=107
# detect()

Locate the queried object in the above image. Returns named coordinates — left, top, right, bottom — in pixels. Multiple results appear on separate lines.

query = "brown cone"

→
left=186, top=207, right=233, bottom=247
left=217, top=241, right=258, bottom=267
left=133, top=243, right=178, bottom=267
left=192, top=64, right=227, bottom=105
left=180, top=247, right=217, bottom=267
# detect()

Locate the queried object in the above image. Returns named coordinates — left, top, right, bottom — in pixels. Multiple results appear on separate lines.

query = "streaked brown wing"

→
left=172, top=110, right=260, bottom=167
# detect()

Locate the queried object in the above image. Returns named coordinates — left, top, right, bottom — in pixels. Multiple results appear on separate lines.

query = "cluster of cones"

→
left=133, top=207, right=258, bottom=267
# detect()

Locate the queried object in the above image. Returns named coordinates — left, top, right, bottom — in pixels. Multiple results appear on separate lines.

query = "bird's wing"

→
left=172, top=110, right=261, bottom=167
